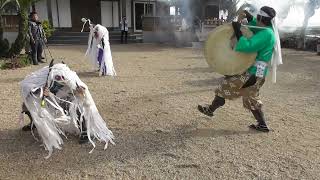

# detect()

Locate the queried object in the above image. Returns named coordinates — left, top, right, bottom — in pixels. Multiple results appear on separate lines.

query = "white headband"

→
left=258, top=9, right=271, bottom=18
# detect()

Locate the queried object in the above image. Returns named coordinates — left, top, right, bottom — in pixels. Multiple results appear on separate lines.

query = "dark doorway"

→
left=205, top=5, right=219, bottom=18
left=70, top=0, right=101, bottom=31
left=134, top=3, right=144, bottom=31
left=134, top=2, right=155, bottom=31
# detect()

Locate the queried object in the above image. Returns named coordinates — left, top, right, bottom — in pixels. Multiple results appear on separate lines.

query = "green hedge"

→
left=0, top=54, right=31, bottom=69
left=42, top=20, right=54, bottom=38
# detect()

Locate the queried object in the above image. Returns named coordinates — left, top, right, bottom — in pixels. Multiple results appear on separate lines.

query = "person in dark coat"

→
left=28, top=11, right=46, bottom=65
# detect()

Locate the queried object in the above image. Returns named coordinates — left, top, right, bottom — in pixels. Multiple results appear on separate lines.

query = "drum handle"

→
left=241, top=25, right=269, bottom=30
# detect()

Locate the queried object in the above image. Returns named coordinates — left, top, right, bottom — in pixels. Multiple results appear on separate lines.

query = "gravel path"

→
left=0, top=44, right=319, bottom=179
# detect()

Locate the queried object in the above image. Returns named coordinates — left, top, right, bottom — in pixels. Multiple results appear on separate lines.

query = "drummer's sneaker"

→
left=198, top=96, right=225, bottom=117
left=249, top=109, right=270, bottom=133
left=198, top=104, right=214, bottom=117
left=249, top=124, right=270, bottom=132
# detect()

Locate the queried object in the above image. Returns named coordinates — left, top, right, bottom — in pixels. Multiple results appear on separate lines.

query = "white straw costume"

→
left=82, top=19, right=116, bottom=77
left=20, top=63, right=114, bottom=158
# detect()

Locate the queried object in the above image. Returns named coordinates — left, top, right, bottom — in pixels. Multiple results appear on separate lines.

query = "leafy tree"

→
left=9, top=0, right=40, bottom=56
left=0, top=0, right=40, bottom=56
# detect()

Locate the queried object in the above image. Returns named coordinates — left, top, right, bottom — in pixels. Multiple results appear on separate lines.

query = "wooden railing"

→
left=142, top=16, right=226, bottom=32
left=142, top=16, right=182, bottom=32
left=3, top=15, right=19, bottom=32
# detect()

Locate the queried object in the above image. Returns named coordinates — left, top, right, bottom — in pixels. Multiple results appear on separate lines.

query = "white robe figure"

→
left=20, top=63, right=115, bottom=158
left=83, top=20, right=116, bottom=77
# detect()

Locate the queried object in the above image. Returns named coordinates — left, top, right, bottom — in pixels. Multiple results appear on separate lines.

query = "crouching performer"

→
left=20, top=61, right=114, bottom=158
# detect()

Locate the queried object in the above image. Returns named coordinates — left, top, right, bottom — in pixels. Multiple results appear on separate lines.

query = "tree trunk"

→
left=9, top=8, right=28, bottom=56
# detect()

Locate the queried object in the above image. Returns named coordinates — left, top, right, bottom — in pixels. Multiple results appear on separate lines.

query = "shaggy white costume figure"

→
left=82, top=18, right=116, bottom=76
left=20, top=62, right=114, bottom=158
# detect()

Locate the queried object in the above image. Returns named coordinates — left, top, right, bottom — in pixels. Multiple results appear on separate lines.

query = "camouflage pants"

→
left=215, top=72, right=265, bottom=110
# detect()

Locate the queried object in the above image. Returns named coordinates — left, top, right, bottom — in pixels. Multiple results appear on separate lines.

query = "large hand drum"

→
left=204, top=24, right=257, bottom=75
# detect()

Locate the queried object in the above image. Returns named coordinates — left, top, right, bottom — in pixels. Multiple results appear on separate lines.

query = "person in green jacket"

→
left=198, top=6, right=277, bottom=132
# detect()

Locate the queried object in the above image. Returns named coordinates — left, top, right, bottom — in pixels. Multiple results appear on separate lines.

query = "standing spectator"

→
left=28, top=11, right=46, bottom=65
left=120, top=16, right=128, bottom=44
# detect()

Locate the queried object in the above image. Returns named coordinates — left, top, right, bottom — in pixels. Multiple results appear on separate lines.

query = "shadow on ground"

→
left=76, top=71, right=100, bottom=78
left=0, top=124, right=257, bottom=162
left=184, top=77, right=223, bottom=87
left=162, top=67, right=214, bottom=74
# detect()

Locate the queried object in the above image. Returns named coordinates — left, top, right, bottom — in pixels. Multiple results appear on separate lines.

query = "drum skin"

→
left=204, top=23, right=257, bottom=75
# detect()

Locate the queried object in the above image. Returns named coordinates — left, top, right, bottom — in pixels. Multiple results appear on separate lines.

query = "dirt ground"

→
left=0, top=44, right=319, bottom=179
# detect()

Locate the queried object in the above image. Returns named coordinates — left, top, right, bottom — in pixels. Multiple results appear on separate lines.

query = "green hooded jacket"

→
left=235, top=17, right=276, bottom=76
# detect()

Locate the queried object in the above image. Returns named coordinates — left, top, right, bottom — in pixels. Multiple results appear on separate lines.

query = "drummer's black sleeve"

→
left=232, top=22, right=243, bottom=40
left=244, top=10, right=253, bottom=22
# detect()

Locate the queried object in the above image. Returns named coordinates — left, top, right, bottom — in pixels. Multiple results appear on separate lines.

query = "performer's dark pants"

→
left=30, top=40, right=43, bottom=65
left=59, top=101, right=87, bottom=133
left=76, top=109, right=87, bottom=132
left=22, top=103, right=33, bottom=123
left=212, top=72, right=268, bottom=127
left=121, top=31, right=128, bottom=44
left=215, top=72, right=265, bottom=110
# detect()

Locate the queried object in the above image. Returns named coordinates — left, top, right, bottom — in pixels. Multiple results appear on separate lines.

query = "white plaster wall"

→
left=101, top=1, right=113, bottom=27
left=51, top=0, right=59, bottom=27
left=35, top=0, right=48, bottom=21
left=3, top=32, right=18, bottom=44
left=57, top=0, right=72, bottom=27
left=51, top=0, right=71, bottom=27
left=113, top=1, right=119, bottom=27
left=126, top=0, right=132, bottom=27
left=101, top=1, right=120, bottom=28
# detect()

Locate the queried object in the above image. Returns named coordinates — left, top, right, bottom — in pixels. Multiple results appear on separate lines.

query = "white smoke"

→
left=238, top=0, right=320, bottom=31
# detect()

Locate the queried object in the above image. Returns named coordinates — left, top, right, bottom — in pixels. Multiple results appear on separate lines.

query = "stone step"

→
left=49, top=36, right=137, bottom=41
left=52, top=31, right=127, bottom=36
left=48, top=39, right=142, bottom=45
left=48, top=30, right=143, bottom=45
